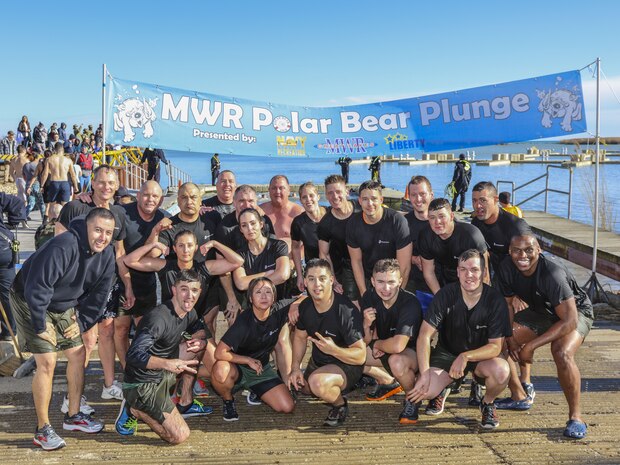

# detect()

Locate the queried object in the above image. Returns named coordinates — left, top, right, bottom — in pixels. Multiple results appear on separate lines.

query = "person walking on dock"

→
left=337, top=156, right=352, bottom=183
left=140, top=147, right=168, bottom=183
left=450, top=154, right=472, bottom=212
left=369, top=155, right=382, bottom=184
left=210, top=153, right=221, bottom=186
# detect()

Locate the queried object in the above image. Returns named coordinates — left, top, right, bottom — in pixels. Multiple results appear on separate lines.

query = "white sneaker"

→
left=61, top=395, right=95, bottom=415
left=101, top=380, right=124, bottom=400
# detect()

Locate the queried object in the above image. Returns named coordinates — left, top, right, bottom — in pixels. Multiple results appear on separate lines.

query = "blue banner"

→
left=106, top=70, right=586, bottom=157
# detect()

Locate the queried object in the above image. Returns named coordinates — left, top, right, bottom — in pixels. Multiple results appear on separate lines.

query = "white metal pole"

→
left=592, top=57, right=600, bottom=274
left=102, top=64, right=107, bottom=163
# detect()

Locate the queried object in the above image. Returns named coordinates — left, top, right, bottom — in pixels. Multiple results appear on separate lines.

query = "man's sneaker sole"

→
left=481, top=421, right=499, bottom=429
left=33, top=437, right=66, bottom=451
left=399, top=417, right=418, bottom=425
left=223, top=416, right=239, bottom=422
left=63, top=417, right=104, bottom=433
left=246, top=391, right=262, bottom=406
left=365, top=385, right=403, bottom=401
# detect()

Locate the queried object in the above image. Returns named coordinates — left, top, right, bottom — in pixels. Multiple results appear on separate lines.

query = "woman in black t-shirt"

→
left=291, top=182, right=326, bottom=292
left=212, top=277, right=297, bottom=420
left=232, top=208, right=290, bottom=300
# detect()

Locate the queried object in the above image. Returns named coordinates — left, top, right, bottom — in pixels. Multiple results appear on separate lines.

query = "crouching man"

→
left=288, top=259, right=366, bottom=427
left=407, top=249, right=510, bottom=429
left=115, top=270, right=210, bottom=444
left=362, top=259, right=422, bottom=424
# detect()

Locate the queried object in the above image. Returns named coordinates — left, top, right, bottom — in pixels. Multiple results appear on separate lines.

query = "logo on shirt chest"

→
left=378, top=240, right=391, bottom=245
left=324, top=330, right=337, bottom=337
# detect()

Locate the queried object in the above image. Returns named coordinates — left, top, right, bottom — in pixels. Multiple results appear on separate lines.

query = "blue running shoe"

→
left=495, top=396, right=532, bottom=411
left=115, top=399, right=138, bottom=436
left=179, top=399, right=213, bottom=418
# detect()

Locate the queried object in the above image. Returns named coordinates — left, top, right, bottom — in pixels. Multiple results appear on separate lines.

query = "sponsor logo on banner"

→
left=384, top=132, right=424, bottom=151
left=276, top=136, right=306, bottom=156
left=316, top=138, right=377, bottom=155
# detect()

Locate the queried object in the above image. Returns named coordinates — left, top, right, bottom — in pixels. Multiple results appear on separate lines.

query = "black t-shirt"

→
left=159, top=214, right=217, bottom=263
left=220, top=298, right=294, bottom=366
left=418, top=221, right=487, bottom=285
left=215, top=211, right=275, bottom=252
left=157, top=259, right=212, bottom=317
left=497, top=254, right=594, bottom=320
left=201, top=195, right=235, bottom=225
left=316, top=202, right=360, bottom=274
left=238, top=238, right=288, bottom=298
left=425, top=282, right=510, bottom=356
left=360, top=288, right=422, bottom=349
left=346, top=208, right=411, bottom=279
left=125, top=301, right=199, bottom=383
left=296, top=293, right=364, bottom=367
left=291, top=211, right=321, bottom=261
left=58, top=200, right=127, bottom=242
left=404, top=211, right=432, bottom=292
left=472, top=209, right=531, bottom=273
left=122, top=202, right=167, bottom=296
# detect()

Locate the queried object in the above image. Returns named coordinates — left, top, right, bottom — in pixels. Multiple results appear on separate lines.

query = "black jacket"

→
left=12, top=218, right=116, bottom=334
left=0, top=193, right=26, bottom=268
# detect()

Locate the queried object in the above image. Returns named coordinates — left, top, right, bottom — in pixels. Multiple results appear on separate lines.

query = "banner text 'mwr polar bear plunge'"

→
left=105, top=70, right=586, bottom=157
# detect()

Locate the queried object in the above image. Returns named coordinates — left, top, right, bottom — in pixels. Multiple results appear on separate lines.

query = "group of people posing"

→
left=11, top=162, right=593, bottom=451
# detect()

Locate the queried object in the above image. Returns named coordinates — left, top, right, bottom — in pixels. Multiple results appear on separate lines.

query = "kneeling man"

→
left=288, top=259, right=366, bottom=427
left=408, top=249, right=510, bottom=429
left=362, top=259, right=422, bottom=424
left=115, top=270, right=210, bottom=444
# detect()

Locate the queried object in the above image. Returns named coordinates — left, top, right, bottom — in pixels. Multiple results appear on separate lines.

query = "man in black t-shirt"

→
left=471, top=182, right=532, bottom=276
left=408, top=250, right=510, bottom=429
left=115, top=270, right=211, bottom=443
left=418, top=197, right=489, bottom=294
left=496, top=234, right=593, bottom=439
left=201, top=170, right=236, bottom=224
left=346, top=180, right=411, bottom=297
left=362, top=259, right=422, bottom=424
left=288, top=259, right=366, bottom=427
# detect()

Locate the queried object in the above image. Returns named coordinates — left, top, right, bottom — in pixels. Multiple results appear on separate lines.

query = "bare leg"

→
left=32, top=352, right=57, bottom=428
left=307, top=365, right=347, bottom=405
left=178, top=339, right=205, bottom=406
left=130, top=406, right=190, bottom=444
left=388, top=349, right=418, bottom=391
left=98, top=318, right=117, bottom=387
left=259, top=384, right=295, bottom=413
left=114, top=315, right=132, bottom=370
left=210, top=361, right=239, bottom=401
left=474, top=358, right=510, bottom=403
left=82, top=324, right=98, bottom=368
left=551, top=331, right=584, bottom=421
left=507, top=323, right=537, bottom=400
left=64, top=345, right=86, bottom=416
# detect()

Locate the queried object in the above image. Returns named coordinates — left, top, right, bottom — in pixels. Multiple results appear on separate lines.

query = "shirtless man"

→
left=9, top=145, right=30, bottom=205
left=41, top=143, right=79, bottom=207
left=261, top=175, right=304, bottom=252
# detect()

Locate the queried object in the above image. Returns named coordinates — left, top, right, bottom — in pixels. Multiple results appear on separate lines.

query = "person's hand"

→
left=37, top=321, right=57, bottom=347
left=363, top=307, right=376, bottom=328
left=168, top=359, right=199, bottom=375
left=200, top=240, right=215, bottom=256
left=296, top=274, right=305, bottom=293
left=76, top=191, right=92, bottom=203
left=186, top=338, right=206, bottom=353
left=246, top=358, right=263, bottom=375
left=288, top=303, right=300, bottom=326
left=62, top=314, right=80, bottom=340
left=333, top=279, right=344, bottom=294
left=308, top=332, right=338, bottom=355
left=123, top=286, right=135, bottom=310
left=371, top=345, right=385, bottom=359
left=287, top=368, right=305, bottom=391
left=518, top=342, right=535, bottom=364
left=506, top=336, right=521, bottom=362
left=407, top=369, right=430, bottom=403
left=224, top=300, right=242, bottom=324
left=154, top=218, right=173, bottom=235
left=449, top=353, right=468, bottom=380
left=512, top=296, right=528, bottom=313
left=199, top=205, right=215, bottom=215
left=412, top=255, right=423, bottom=271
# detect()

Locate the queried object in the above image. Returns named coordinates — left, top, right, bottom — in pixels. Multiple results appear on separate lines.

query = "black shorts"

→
left=514, top=307, right=592, bottom=338
left=123, top=371, right=176, bottom=424
left=46, top=181, right=72, bottom=203
left=304, top=357, right=363, bottom=394
left=429, top=344, right=478, bottom=380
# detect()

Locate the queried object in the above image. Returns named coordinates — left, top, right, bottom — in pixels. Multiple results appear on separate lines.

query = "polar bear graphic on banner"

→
left=536, top=88, right=582, bottom=132
left=113, top=97, right=158, bottom=142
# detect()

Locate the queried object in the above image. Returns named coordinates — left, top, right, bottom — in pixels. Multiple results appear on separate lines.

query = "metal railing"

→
left=497, top=164, right=574, bottom=219
left=166, top=163, right=192, bottom=193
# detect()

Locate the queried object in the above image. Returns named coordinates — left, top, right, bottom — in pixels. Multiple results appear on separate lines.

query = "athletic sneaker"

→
left=522, top=382, right=536, bottom=402
left=62, top=412, right=104, bottom=433
left=246, top=391, right=262, bottom=406
left=193, top=378, right=210, bottom=397
left=468, top=380, right=485, bottom=407
left=425, top=387, right=450, bottom=415
left=115, top=399, right=138, bottom=436
left=223, top=399, right=239, bottom=421
left=495, top=396, right=532, bottom=410
left=323, top=398, right=348, bottom=427
left=366, top=381, right=403, bottom=401
left=60, top=395, right=95, bottom=415
left=353, top=375, right=378, bottom=390
left=398, top=400, right=420, bottom=425
left=480, top=402, right=499, bottom=429
left=101, top=380, right=124, bottom=400
left=178, top=399, right=213, bottom=418
left=33, top=424, right=66, bottom=451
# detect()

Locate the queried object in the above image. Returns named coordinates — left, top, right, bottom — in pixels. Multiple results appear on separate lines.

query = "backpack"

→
left=35, top=220, right=56, bottom=250
left=78, top=152, right=93, bottom=170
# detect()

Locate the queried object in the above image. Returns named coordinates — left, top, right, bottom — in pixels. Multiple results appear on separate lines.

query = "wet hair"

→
left=238, top=208, right=264, bottom=231
left=174, top=269, right=201, bottom=286
left=458, top=249, right=485, bottom=276
left=428, top=198, right=452, bottom=212
left=299, top=181, right=318, bottom=196
left=85, top=207, right=115, bottom=225
left=324, top=174, right=346, bottom=187
left=472, top=181, right=497, bottom=195
left=173, top=229, right=197, bottom=246
left=407, top=175, right=432, bottom=192
left=358, top=180, right=382, bottom=195
left=54, top=142, right=64, bottom=154
left=234, top=184, right=257, bottom=198
left=499, top=192, right=511, bottom=204
left=304, top=258, right=333, bottom=277
left=373, top=258, right=401, bottom=275
left=269, top=174, right=290, bottom=186
left=93, top=164, right=118, bottom=181
left=247, top=277, right=277, bottom=305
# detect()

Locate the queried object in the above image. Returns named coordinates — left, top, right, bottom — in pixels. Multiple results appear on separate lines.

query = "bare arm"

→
left=201, top=240, right=244, bottom=275
left=396, top=243, right=413, bottom=287
left=123, top=242, right=167, bottom=272
left=291, top=240, right=304, bottom=285
left=421, top=257, right=441, bottom=294
left=66, top=160, right=78, bottom=191
left=40, top=160, right=50, bottom=188
left=308, top=335, right=366, bottom=365
left=374, top=334, right=410, bottom=355
left=523, top=298, right=579, bottom=352
left=232, top=256, right=290, bottom=291
left=348, top=246, right=367, bottom=296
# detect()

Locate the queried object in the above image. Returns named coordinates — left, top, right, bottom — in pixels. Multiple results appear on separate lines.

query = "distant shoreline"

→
left=559, top=137, right=620, bottom=145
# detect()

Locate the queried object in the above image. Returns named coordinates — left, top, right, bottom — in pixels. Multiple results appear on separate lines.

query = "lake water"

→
left=162, top=141, right=620, bottom=233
